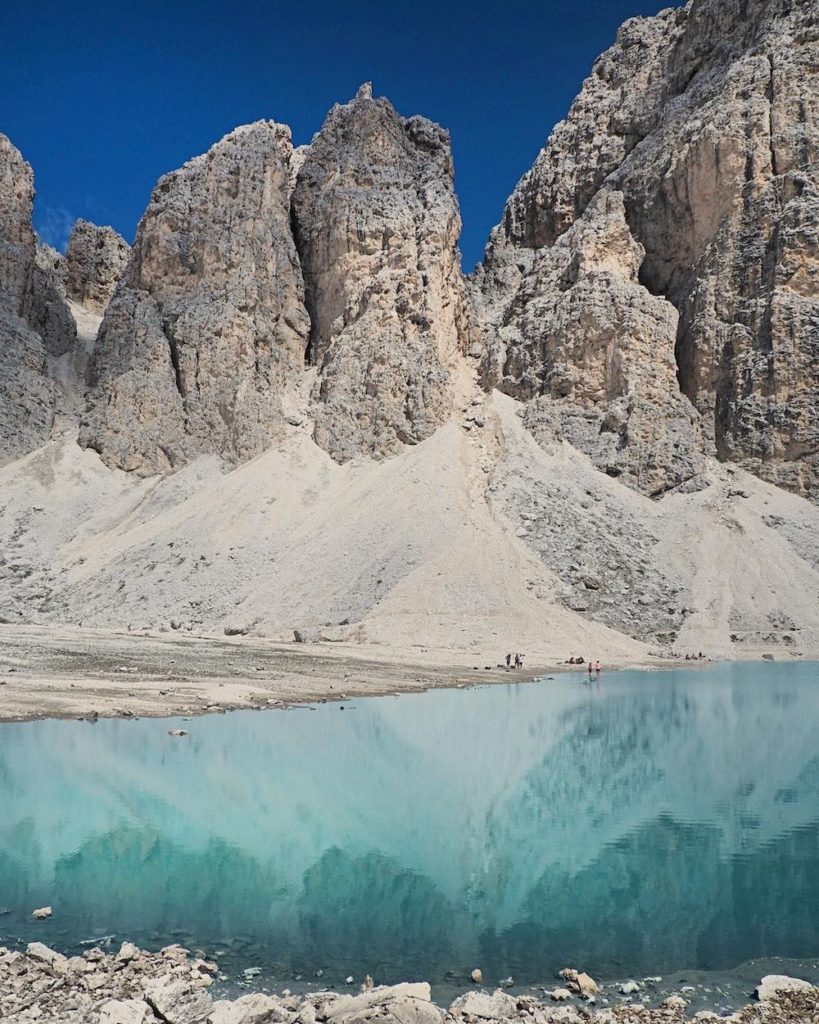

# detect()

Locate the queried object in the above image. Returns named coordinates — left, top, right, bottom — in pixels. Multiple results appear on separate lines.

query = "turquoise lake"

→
left=1, top=661, right=818, bottom=989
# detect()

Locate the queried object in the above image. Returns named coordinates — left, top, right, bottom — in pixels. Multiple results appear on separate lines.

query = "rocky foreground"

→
left=1, top=942, right=817, bottom=1024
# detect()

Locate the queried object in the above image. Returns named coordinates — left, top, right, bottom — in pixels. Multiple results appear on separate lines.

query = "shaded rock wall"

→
left=482, top=190, right=705, bottom=495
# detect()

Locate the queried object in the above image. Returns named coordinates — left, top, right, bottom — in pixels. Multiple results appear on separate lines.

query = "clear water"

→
left=1, top=661, right=818, bottom=991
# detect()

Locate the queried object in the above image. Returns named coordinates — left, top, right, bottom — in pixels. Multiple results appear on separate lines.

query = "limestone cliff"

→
left=65, top=219, right=130, bottom=314
left=477, top=0, right=819, bottom=501
left=0, top=134, right=75, bottom=464
left=293, top=83, right=469, bottom=462
left=478, top=190, right=704, bottom=496
left=81, top=121, right=310, bottom=475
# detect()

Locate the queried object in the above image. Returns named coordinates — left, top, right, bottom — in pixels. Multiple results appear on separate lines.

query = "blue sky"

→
left=1, top=0, right=671, bottom=268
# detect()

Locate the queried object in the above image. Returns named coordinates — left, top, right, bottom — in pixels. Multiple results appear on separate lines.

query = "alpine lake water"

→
left=1, top=660, right=819, bottom=1004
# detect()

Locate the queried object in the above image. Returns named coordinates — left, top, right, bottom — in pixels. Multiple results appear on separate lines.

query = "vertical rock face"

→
left=0, top=134, right=75, bottom=463
left=293, top=84, right=468, bottom=462
left=613, top=0, right=819, bottom=499
left=0, top=134, right=36, bottom=309
left=65, top=219, right=130, bottom=314
left=477, top=0, right=819, bottom=500
left=27, top=241, right=77, bottom=357
left=81, top=121, right=310, bottom=475
left=498, top=191, right=705, bottom=495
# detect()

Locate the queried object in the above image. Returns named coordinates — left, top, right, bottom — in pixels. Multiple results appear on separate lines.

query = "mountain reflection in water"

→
left=1, top=661, right=818, bottom=983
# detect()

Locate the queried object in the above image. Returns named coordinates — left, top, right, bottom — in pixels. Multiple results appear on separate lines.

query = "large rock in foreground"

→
left=293, top=84, right=469, bottom=462
left=81, top=121, right=310, bottom=475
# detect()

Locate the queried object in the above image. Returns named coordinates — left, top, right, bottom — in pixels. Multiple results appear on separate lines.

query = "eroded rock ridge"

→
left=2, top=0, right=818, bottom=507
left=65, top=219, right=130, bottom=314
left=82, top=85, right=471, bottom=474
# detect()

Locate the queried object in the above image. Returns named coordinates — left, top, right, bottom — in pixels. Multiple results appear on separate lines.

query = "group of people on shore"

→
left=565, top=655, right=602, bottom=677
left=504, top=652, right=525, bottom=670
left=565, top=655, right=597, bottom=671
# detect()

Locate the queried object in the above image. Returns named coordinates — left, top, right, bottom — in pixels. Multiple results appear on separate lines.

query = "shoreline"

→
left=0, top=622, right=804, bottom=725
left=1, top=940, right=817, bottom=1024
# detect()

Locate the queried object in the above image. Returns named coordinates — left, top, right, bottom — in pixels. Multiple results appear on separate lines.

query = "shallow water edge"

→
left=0, top=620, right=781, bottom=725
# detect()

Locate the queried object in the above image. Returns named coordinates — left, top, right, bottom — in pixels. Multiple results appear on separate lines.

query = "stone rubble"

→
left=1, top=945, right=817, bottom=1024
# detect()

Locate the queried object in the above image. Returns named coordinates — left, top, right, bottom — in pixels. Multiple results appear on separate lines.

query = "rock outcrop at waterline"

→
left=294, top=83, right=469, bottom=461
left=476, top=0, right=819, bottom=500
left=80, top=121, right=310, bottom=475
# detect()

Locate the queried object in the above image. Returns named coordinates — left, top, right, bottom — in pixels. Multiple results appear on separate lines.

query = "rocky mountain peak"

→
left=65, top=219, right=130, bottom=314
left=293, top=85, right=468, bottom=461
left=0, top=133, right=76, bottom=463
left=80, top=119, right=310, bottom=474
left=2, top=0, right=817, bottom=508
